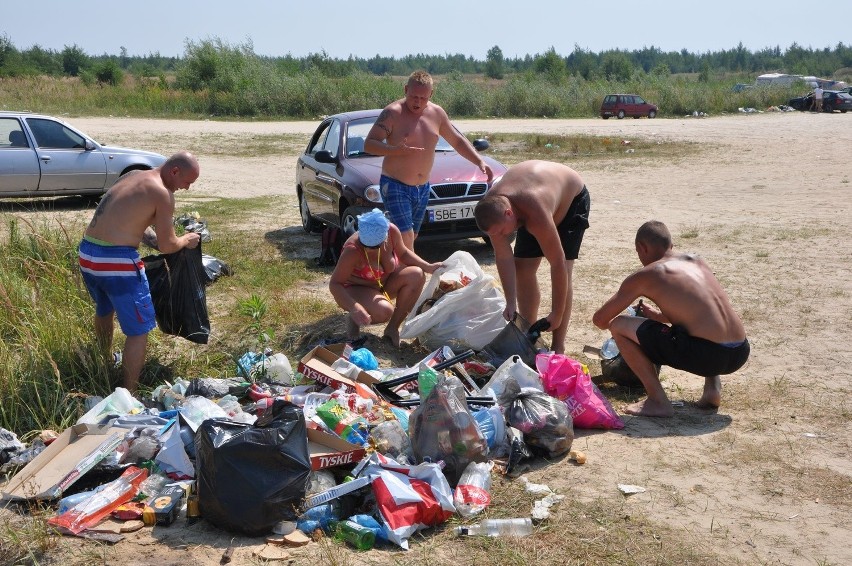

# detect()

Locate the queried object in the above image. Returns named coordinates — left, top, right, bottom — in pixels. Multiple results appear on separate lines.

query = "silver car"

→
left=0, top=111, right=165, bottom=198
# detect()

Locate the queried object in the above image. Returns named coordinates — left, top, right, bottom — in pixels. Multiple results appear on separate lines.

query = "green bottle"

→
left=332, top=519, right=376, bottom=551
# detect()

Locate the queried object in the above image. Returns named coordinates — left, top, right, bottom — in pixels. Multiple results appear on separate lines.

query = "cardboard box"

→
left=298, top=346, right=379, bottom=397
left=307, top=428, right=366, bottom=471
left=1, top=423, right=126, bottom=501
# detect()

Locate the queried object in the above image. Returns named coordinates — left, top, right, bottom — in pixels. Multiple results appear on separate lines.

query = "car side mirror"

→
left=472, top=138, right=490, bottom=152
left=315, top=149, right=336, bottom=163
left=85, top=139, right=96, bottom=151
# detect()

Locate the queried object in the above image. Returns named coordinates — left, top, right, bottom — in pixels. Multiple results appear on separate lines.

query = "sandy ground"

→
left=3, top=111, right=851, bottom=565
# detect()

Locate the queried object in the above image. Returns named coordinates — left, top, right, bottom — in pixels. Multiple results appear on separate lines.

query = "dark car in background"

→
left=600, top=94, right=658, bottom=119
left=788, top=90, right=852, bottom=113
left=0, top=111, right=165, bottom=198
left=296, top=109, right=508, bottom=242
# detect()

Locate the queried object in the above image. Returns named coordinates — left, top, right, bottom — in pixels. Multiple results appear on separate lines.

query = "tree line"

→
left=2, top=34, right=850, bottom=85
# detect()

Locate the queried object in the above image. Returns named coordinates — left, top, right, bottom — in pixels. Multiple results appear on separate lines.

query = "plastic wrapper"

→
left=316, top=399, right=370, bottom=446
left=361, top=454, right=455, bottom=550
left=472, top=405, right=506, bottom=451
left=349, top=348, right=378, bottom=371
left=48, top=466, right=148, bottom=534
left=506, top=390, right=574, bottom=458
left=409, top=374, right=487, bottom=487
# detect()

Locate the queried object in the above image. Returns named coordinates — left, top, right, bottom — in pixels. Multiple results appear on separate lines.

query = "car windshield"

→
left=345, top=117, right=452, bottom=158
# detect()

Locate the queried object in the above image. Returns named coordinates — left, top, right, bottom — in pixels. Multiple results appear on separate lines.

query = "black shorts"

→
left=636, top=320, right=750, bottom=377
left=514, top=186, right=590, bottom=260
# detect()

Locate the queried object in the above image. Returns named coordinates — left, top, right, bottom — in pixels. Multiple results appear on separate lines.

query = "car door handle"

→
left=40, top=156, right=51, bottom=162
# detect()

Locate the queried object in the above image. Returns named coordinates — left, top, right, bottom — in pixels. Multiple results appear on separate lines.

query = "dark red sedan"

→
left=296, top=109, right=507, bottom=243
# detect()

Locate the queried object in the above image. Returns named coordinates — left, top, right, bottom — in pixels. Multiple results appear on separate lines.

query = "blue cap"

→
left=357, top=208, right=389, bottom=247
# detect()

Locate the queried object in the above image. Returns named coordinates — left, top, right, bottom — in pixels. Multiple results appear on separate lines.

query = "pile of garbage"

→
left=0, top=336, right=627, bottom=552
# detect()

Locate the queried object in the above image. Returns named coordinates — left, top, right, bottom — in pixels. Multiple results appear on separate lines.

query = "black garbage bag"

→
left=201, top=254, right=231, bottom=285
left=195, top=400, right=311, bottom=536
left=481, top=315, right=542, bottom=369
left=143, top=245, right=210, bottom=344
left=506, top=390, right=574, bottom=458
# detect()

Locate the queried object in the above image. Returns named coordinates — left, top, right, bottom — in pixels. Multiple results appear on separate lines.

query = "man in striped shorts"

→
left=79, top=151, right=201, bottom=393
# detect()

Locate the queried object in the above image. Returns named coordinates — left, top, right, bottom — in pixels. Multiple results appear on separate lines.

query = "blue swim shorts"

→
left=380, top=174, right=431, bottom=233
left=79, top=238, right=156, bottom=337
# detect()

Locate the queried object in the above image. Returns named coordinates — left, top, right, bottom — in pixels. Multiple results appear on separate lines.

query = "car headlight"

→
left=364, top=184, right=383, bottom=203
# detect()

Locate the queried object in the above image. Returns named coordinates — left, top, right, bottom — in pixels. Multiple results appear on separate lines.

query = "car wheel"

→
left=341, top=206, right=360, bottom=238
left=617, top=110, right=626, bottom=119
left=824, top=104, right=833, bottom=113
left=648, top=110, right=657, bottom=119
left=601, top=115, right=610, bottom=120
left=299, top=191, right=323, bottom=234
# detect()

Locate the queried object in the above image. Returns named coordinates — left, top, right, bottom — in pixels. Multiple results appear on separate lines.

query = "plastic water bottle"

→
left=332, top=519, right=376, bottom=550
left=454, top=517, right=533, bottom=537
left=601, top=338, right=620, bottom=360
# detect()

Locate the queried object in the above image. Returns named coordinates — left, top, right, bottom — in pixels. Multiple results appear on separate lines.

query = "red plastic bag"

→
left=536, top=353, right=624, bottom=430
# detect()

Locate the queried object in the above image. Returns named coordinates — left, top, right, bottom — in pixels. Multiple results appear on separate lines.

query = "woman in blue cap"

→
left=330, top=209, right=441, bottom=346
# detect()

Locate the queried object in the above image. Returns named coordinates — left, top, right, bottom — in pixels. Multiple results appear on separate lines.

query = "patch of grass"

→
left=180, top=132, right=306, bottom=158
left=679, top=225, right=701, bottom=239
left=482, top=133, right=703, bottom=166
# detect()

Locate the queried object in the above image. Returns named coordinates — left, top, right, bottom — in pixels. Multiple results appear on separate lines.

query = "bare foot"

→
left=696, top=392, right=721, bottom=409
left=697, top=376, right=721, bottom=409
left=346, top=314, right=360, bottom=341
left=624, top=398, right=674, bottom=418
left=382, top=327, right=401, bottom=348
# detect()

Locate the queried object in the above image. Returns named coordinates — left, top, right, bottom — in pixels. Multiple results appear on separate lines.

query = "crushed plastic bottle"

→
left=454, top=517, right=533, bottom=537
left=453, top=461, right=493, bottom=518
left=600, top=338, right=620, bottom=360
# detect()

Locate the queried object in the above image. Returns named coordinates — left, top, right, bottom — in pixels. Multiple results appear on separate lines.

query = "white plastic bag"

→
left=76, top=387, right=145, bottom=425
left=482, top=355, right=544, bottom=408
left=400, top=251, right=506, bottom=350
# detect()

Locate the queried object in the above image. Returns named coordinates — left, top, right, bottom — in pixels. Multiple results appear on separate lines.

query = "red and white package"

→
left=361, top=453, right=455, bottom=549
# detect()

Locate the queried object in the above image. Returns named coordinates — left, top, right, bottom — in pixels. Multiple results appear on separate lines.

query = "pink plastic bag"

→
left=536, top=353, right=624, bottom=430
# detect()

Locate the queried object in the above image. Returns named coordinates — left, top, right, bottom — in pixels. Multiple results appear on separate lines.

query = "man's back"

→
left=491, top=160, right=585, bottom=224
left=85, top=170, right=162, bottom=247
left=641, top=253, right=745, bottom=344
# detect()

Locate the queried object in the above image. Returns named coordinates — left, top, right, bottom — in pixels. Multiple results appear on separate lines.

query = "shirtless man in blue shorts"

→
left=474, top=160, right=591, bottom=355
left=593, top=220, right=750, bottom=417
left=79, top=151, right=201, bottom=393
left=364, top=70, right=493, bottom=250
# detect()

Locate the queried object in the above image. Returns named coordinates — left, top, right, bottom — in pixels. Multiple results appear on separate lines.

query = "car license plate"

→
left=427, top=203, right=474, bottom=222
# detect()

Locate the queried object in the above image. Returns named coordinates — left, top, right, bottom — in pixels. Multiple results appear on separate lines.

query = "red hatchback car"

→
left=297, top=109, right=507, bottom=243
left=600, top=94, right=658, bottom=119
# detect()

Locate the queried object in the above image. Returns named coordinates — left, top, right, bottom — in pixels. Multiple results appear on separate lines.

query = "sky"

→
left=2, top=0, right=850, bottom=60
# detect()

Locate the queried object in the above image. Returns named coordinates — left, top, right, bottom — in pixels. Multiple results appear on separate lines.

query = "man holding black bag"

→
left=78, top=151, right=201, bottom=393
